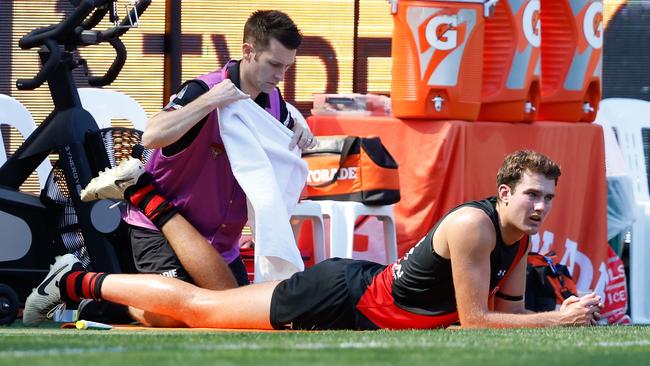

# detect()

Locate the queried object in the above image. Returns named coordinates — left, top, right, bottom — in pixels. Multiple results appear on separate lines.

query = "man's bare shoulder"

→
left=443, top=206, right=497, bottom=251
left=444, top=206, right=494, bottom=232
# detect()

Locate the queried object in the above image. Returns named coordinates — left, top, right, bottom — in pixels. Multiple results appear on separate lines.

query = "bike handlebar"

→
left=81, top=4, right=110, bottom=31
left=16, top=39, right=61, bottom=90
left=88, top=37, right=126, bottom=86
left=16, top=0, right=151, bottom=90
left=18, top=0, right=101, bottom=50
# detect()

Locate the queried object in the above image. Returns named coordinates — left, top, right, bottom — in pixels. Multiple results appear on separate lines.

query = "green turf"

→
left=1, top=323, right=649, bottom=366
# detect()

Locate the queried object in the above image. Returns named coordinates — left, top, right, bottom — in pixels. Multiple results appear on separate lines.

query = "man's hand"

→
left=290, top=122, right=317, bottom=149
left=559, top=293, right=603, bottom=326
left=208, top=79, right=250, bottom=109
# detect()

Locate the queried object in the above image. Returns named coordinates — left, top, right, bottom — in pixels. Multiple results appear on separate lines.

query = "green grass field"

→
left=1, top=323, right=649, bottom=366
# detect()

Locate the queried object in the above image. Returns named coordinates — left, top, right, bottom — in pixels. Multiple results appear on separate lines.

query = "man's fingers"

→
left=289, top=133, right=300, bottom=149
left=562, top=295, right=580, bottom=308
left=299, top=134, right=314, bottom=148
left=236, top=92, right=250, bottom=100
left=580, top=296, right=602, bottom=308
left=589, top=310, right=602, bottom=326
left=290, top=130, right=315, bottom=149
left=307, top=136, right=317, bottom=148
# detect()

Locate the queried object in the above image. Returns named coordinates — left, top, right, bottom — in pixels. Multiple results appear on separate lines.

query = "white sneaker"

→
left=22, top=254, right=81, bottom=327
left=80, top=158, right=145, bottom=202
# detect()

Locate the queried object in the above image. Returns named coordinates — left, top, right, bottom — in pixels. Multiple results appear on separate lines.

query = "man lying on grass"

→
left=24, top=150, right=602, bottom=329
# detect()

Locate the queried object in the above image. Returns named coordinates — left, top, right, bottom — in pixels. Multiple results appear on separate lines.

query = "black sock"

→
left=125, top=174, right=178, bottom=229
left=60, top=270, right=109, bottom=303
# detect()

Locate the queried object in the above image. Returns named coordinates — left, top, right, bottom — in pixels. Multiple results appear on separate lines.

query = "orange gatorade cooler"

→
left=479, top=0, right=541, bottom=122
left=538, top=0, right=603, bottom=122
left=389, top=0, right=491, bottom=120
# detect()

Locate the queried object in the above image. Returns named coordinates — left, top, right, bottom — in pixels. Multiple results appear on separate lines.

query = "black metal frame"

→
left=0, top=0, right=151, bottom=322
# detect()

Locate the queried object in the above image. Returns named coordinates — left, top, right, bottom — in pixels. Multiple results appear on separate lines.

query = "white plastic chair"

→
left=290, top=200, right=326, bottom=264
left=0, top=94, right=52, bottom=188
left=316, top=200, right=398, bottom=264
left=78, top=88, right=147, bottom=131
left=597, top=98, right=650, bottom=324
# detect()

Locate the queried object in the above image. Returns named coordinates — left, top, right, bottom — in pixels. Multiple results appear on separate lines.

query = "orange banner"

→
left=308, top=116, right=608, bottom=293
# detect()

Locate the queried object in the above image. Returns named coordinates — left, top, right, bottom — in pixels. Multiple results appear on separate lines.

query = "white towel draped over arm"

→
left=218, top=98, right=307, bottom=282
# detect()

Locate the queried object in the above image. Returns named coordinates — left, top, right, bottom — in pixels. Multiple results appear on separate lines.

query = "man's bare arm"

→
left=142, top=79, right=249, bottom=149
left=492, top=251, right=529, bottom=314
left=446, top=209, right=601, bottom=328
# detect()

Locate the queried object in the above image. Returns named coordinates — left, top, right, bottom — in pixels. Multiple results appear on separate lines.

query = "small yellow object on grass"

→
left=75, top=320, right=113, bottom=330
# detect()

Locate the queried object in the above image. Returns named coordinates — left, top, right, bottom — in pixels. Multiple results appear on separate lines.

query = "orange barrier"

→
left=538, top=0, right=603, bottom=122
left=390, top=0, right=486, bottom=120
left=308, top=116, right=608, bottom=291
left=479, top=0, right=541, bottom=122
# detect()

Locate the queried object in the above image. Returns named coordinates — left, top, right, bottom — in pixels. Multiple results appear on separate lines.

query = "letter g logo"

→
left=583, top=1, right=603, bottom=49
left=425, top=15, right=458, bottom=51
left=522, top=0, right=541, bottom=47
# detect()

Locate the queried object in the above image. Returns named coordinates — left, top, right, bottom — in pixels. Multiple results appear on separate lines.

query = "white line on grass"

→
left=4, top=338, right=648, bottom=357
left=2, top=347, right=130, bottom=357
left=593, top=340, right=650, bottom=347
left=0, top=341, right=466, bottom=357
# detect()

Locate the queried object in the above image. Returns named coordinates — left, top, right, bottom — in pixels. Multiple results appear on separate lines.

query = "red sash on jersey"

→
left=488, top=236, right=530, bottom=309
left=356, top=266, right=459, bottom=329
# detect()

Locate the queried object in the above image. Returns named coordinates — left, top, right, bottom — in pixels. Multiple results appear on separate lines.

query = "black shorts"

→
left=128, top=225, right=250, bottom=286
left=269, top=258, right=385, bottom=330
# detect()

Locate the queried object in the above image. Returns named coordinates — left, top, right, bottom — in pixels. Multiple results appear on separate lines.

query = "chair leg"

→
left=291, top=215, right=327, bottom=264
left=290, top=218, right=302, bottom=241
left=311, top=217, right=326, bottom=263
left=343, top=212, right=357, bottom=259
left=381, top=215, right=399, bottom=263
left=328, top=204, right=355, bottom=259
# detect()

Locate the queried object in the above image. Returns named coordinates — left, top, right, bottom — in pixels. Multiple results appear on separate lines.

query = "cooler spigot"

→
left=525, top=101, right=536, bottom=114
left=432, top=96, right=444, bottom=112
left=582, top=102, right=594, bottom=114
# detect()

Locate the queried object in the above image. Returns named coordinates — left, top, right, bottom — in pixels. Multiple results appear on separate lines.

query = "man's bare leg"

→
left=23, top=253, right=279, bottom=328
left=81, top=160, right=240, bottom=325
left=126, top=214, right=238, bottom=326
left=81, top=160, right=238, bottom=290
left=158, top=214, right=237, bottom=290
left=128, top=308, right=186, bottom=327
left=101, top=274, right=278, bottom=329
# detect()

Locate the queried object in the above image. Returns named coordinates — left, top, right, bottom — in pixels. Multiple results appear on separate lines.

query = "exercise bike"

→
left=0, top=0, right=152, bottom=325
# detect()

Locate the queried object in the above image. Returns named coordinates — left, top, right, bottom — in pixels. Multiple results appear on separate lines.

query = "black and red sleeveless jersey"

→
left=351, top=197, right=529, bottom=329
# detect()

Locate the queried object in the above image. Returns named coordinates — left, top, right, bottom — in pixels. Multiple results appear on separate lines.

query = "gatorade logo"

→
left=307, top=167, right=358, bottom=184
left=413, top=8, right=471, bottom=86
left=583, top=1, right=603, bottom=49
left=522, top=0, right=541, bottom=48
left=425, top=14, right=458, bottom=51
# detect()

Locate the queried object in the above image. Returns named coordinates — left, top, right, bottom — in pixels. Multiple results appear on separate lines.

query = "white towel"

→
left=218, top=98, right=307, bottom=282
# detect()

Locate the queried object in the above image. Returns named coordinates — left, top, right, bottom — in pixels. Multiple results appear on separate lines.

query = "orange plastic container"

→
left=479, top=0, right=541, bottom=122
left=390, top=0, right=487, bottom=120
left=538, top=0, right=603, bottom=122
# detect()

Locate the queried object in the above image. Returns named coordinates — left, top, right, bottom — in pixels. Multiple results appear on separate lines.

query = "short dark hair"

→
left=496, top=150, right=561, bottom=193
left=243, top=10, right=302, bottom=51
